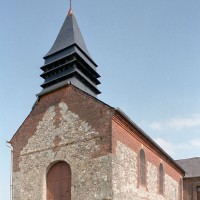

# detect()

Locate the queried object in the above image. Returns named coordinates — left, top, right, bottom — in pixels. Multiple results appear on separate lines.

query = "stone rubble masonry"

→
left=10, top=85, right=184, bottom=200
left=11, top=85, right=114, bottom=200
left=12, top=101, right=112, bottom=200
left=112, top=141, right=179, bottom=199
left=10, top=85, right=114, bottom=173
left=112, top=114, right=184, bottom=200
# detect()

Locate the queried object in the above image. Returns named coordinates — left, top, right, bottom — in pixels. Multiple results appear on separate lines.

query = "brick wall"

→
left=183, top=177, right=200, bottom=200
left=112, top=114, right=184, bottom=200
left=11, top=85, right=114, bottom=172
left=10, top=84, right=184, bottom=200
left=11, top=85, right=114, bottom=200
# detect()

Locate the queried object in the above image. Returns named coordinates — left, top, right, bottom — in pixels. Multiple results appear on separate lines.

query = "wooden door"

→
left=47, top=161, right=71, bottom=200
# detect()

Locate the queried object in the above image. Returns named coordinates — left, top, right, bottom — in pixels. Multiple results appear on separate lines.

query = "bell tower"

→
left=39, top=2, right=101, bottom=97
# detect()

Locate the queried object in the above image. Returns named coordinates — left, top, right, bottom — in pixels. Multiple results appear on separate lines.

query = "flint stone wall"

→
left=12, top=102, right=112, bottom=200
left=112, top=141, right=179, bottom=200
left=11, top=86, right=181, bottom=200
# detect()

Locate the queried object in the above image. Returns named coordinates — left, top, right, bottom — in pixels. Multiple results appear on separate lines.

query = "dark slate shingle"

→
left=45, top=14, right=90, bottom=58
left=176, top=157, right=200, bottom=177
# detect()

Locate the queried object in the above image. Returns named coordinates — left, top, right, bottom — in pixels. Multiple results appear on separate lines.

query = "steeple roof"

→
left=39, top=4, right=101, bottom=97
left=45, top=11, right=90, bottom=58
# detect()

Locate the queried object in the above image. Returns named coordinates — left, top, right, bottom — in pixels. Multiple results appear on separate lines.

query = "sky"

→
left=1, top=0, right=200, bottom=199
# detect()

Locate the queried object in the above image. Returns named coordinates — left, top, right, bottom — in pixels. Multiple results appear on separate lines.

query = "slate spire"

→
left=45, top=6, right=90, bottom=59
left=39, top=3, right=101, bottom=97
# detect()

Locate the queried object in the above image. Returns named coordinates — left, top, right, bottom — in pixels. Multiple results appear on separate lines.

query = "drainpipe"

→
left=6, top=141, right=13, bottom=200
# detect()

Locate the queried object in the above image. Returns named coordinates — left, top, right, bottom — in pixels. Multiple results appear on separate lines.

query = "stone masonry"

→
left=112, top=114, right=184, bottom=200
left=112, top=141, right=179, bottom=200
left=10, top=85, right=184, bottom=200
left=13, top=102, right=112, bottom=200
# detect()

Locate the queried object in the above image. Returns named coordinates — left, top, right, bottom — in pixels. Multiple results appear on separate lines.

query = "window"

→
left=139, top=149, right=146, bottom=186
left=158, top=163, right=164, bottom=194
left=47, top=161, right=71, bottom=200
left=180, top=179, right=183, bottom=200
left=197, top=186, right=200, bottom=200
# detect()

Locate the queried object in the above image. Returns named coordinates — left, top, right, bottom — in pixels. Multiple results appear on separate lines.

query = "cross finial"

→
left=68, top=0, right=73, bottom=16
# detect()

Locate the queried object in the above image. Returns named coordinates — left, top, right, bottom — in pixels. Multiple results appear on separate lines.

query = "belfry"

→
left=9, top=2, right=189, bottom=200
left=39, top=2, right=100, bottom=97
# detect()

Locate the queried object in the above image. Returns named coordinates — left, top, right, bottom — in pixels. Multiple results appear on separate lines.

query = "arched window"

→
left=139, top=149, right=146, bottom=186
left=158, top=163, right=164, bottom=194
left=180, top=178, right=183, bottom=200
left=47, top=161, right=71, bottom=200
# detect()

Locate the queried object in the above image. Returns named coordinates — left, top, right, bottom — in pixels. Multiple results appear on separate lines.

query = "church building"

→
left=10, top=3, right=194, bottom=200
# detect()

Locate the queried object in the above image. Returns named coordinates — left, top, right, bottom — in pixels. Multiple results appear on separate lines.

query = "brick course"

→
left=11, top=85, right=114, bottom=172
left=10, top=85, right=184, bottom=200
left=112, top=115, right=183, bottom=200
left=12, top=97, right=113, bottom=200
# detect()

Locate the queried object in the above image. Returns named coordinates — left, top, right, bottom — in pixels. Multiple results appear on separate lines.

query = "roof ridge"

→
left=176, top=157, right=200, bottom=161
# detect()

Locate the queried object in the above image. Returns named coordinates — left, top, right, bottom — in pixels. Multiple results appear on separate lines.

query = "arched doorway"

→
left=47, top=161, right=71, bottom=200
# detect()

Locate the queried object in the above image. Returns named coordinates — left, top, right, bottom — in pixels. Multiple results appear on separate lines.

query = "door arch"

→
left=47, top=161, right=71, bottom=200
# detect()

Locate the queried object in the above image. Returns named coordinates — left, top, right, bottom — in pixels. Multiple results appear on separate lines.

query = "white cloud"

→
left=149, top=113, right=200, bottom=131
left=154, top=138, right=175, bottom=155
left=190, top=139, right=200, bottom=148
left=150, top=122, right=162, bottom=131
left=168, top=115, right=200, bottom=129
left=154, top=138, right=191, bottom=157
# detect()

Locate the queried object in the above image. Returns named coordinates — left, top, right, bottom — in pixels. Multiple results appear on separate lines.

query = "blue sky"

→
left=1, top=0, right=200, bottom=199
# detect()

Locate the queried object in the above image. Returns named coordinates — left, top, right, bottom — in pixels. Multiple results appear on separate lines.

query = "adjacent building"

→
left=176, top=158, right=200, bottom=200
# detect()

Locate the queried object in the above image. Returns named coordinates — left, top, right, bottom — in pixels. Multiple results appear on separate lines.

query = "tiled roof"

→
left=176, top=157, right=200, bottom=177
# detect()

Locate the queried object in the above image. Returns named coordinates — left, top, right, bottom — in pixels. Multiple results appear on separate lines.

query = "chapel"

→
left=9, top=2, right=199, bottom=200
